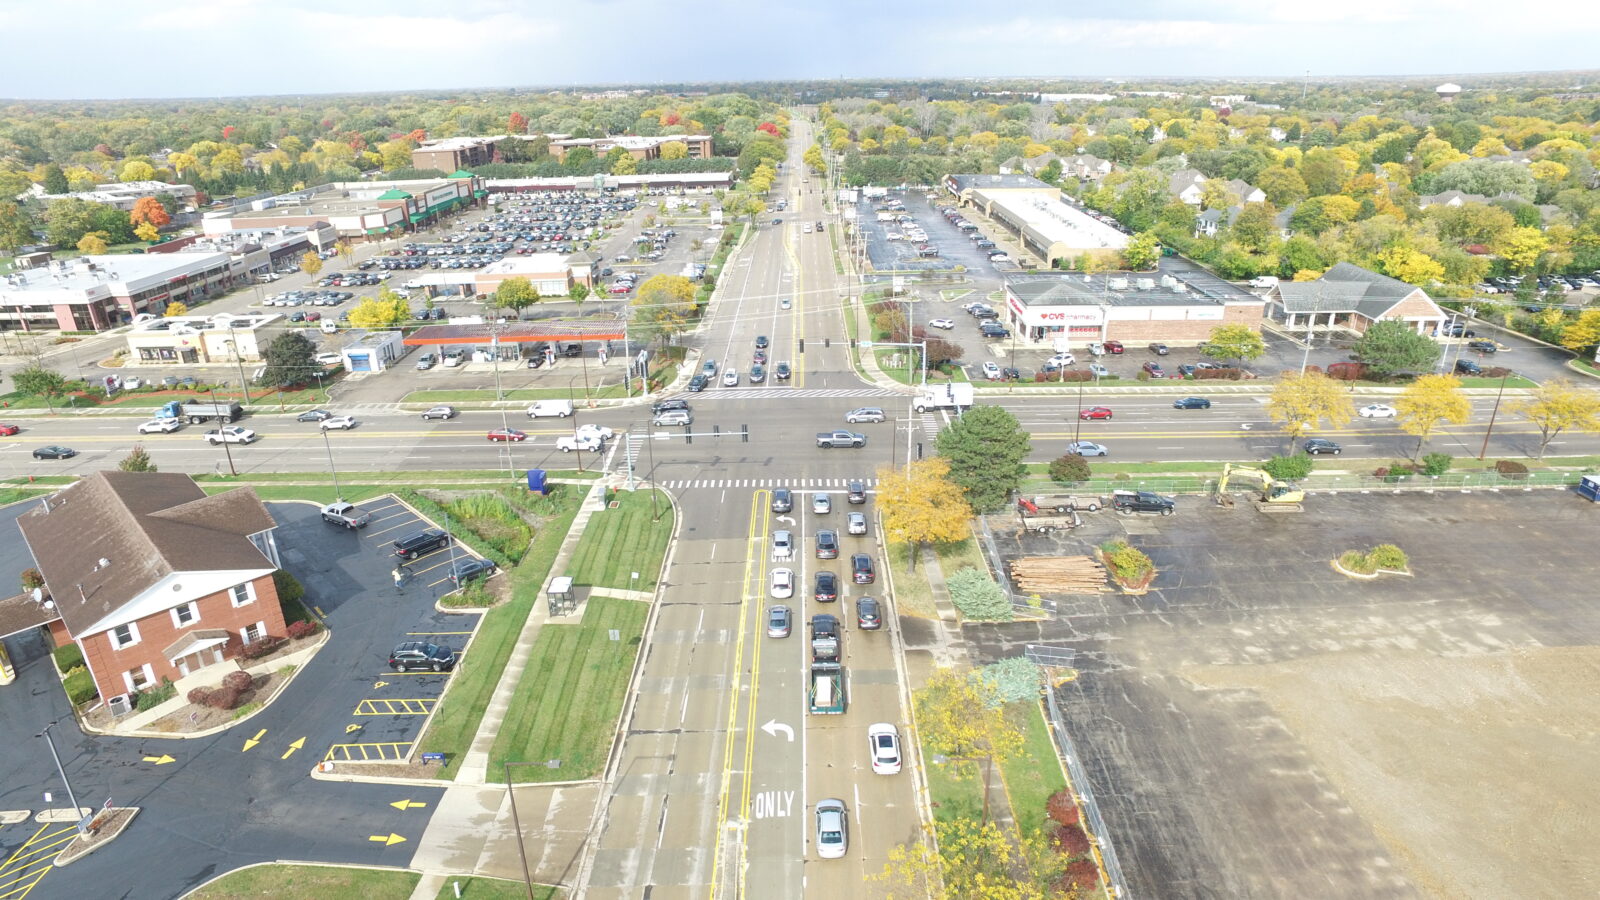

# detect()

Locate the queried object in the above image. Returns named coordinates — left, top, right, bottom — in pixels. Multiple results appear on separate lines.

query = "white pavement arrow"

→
left=760, top=720, right=794, bottom=742
left=776, top=516, right=796, bottom=526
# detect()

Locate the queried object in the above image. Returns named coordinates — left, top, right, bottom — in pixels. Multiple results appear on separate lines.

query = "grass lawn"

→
left=419, top=486, right=584, bottom=779
left=433, top=876, right=561, bottom=900
left=403, top=384, right=630, bottom=403
left=201, top=483, right=515, bottom=503
left=188, top=864, right=419, bottom=900
left=885, top=540, right=934, bottom=618
left=489, top=596, right=648, bottom=781
left=934, top=536, right=988, bottom=578
left=997, top=700, right=1070, bottom=839
left=195, top=469, right=519, bottom=484
left=563, top=489, right=671, bottom=591
left=1458, top=374, right=1539, bottom=389
left=0, top=488, right=49, bottom=506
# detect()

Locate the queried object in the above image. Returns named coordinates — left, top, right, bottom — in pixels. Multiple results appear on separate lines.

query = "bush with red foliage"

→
left=222, top=670, right=253, bottom=693
left=286, top=620, right=321, bottom=640
left=1051, top=823, right=1091, bottom=856
left=1058, top=858, right=1100, bottom=890
left=1046, top=789, right=1081, bottom=827
left=208, top=687, right=241, bottom=709
left=187, top=688, right=212, bottom=706
left=1326, top=361, right=1368, bottom=381
left=1195, top=367, right=1245, bottom=380
left=238, top=636, right=284, bottom=661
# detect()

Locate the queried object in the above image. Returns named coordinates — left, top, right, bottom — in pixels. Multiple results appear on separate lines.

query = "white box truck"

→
left=912, top=382, right=974, bottom=413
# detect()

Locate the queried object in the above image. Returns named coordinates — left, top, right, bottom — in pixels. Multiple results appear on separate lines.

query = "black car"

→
left=814, top=572, right=838, bottom=602
left=652, top=398, right=691, bottom=415
left=755, top=335, right=769, bottom=349
left=771, top=488, right=793, bottom=513
left=979, top=323, right=1009, bottom=338
left=851, top=553, right=875, bottom=584
left=393, top=529, right=451, bottom=559
left=971, top=308, right=1000, bottom=320
left=687, top=374, right=709, bottom=392
left=816, top=530, right=840, bottom=559
left=856, top=597, right=882, bottom=630
left=297, top=409, right=333, bottom=422
left=1173, top=397, right=1212, bottom=409
left=32, top=446, right=76, bottom=460
left=775, top=362, right=792, bottom=381
left=1454, top=359, right=1483, bottom=375
left=1467, top=340, right=1498, bottom=353
left=449, top=557, right=497, bottom=587
left=388, top=641, right=456, bottom=672
left=1303, top=438, right=1342, bottom=456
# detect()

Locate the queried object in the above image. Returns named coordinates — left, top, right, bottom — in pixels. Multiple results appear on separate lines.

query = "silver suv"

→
left=845, top=407, right=885, bottom=424
left=652, top=409, right=693, bottom=426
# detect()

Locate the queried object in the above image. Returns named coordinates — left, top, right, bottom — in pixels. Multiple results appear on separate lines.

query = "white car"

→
left=320, top=415, right=357, bottom=430
left=122, top=377, right=144, bottom=390
left=928, top=318, right=955, bottom=330
left=315, top=352, right=343, bottom=366
left=1048, top=352, right=1076, bottom=367
left=555, top=434, right=603, bottom=452
left=1089, top=363, right=1110, bottom=378
left=574, top=423, right=614, bottom=441
left=813, top=494, right=831, bottom=515
left=1359, top=404, right=1398, bottom=418
left=867, top=722, right=903, bottom=775
left=780, top=298, right=792, bottom=310
left=772, top=530, right=794, bottom=558
left=1068, top=440, right=1108, bottom=457
left=722, top=370, right=740, bottom=387
left=815, top=799, right=848, bottom=859
left=981, top=361, right=1002, bottom=380
left=138, top=417, right=182, bottom=435
left=769, top=567, right=795, bottom=599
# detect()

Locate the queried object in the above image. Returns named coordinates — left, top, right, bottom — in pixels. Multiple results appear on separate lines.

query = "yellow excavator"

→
left=1218, top=464, right=1306, bottom=512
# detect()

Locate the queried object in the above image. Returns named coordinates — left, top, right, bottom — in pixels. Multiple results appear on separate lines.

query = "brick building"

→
left=17, top=472, right=285, bottom=705
left=1003, top=270, right=1265, bottom=346
left=411, top=136, right=500, bottom=173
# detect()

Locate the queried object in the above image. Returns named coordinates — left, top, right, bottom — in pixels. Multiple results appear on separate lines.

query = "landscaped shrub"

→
left=445, top=492, right=533, bottom=561
left=1100, top=541, right=1154, bottom=588
left=285, top=620, right=320, bottom=640
left=1421, top=453, right=1453, bottom=477
left=63, top=667, right=97, bottom=705
left=1135, top=369, right=1151, bottom=381
left=945, top=566, right=1013, bottom=621
left=1060, top=858, right=1101, bottom=889
left=1048, top=454, right=1092, bottom=484
left=978, top=656, right=1043, bottom=704
left=1195, top=367, right=1245, bottom=380
left=238, top=636, right=284, bottom=661
left=187, top=688, right=212, bottom=706
left=272, top=569, right=305, bottom=605
left=1326, top=361, right=1369, bottom=381
left=134, top=677, right=177, bottom=712
left=1494, top=459, right=1528, bottom=479
left=398, top=489, right=515, bottom=568
left=1368, top=544, right=1409, bottom=570
left=1261, top=454, right=1314, bottom=481
left=1046, top=789, right=1081, bottom=827
left=53, top=642, right=85, bottom=672
left=1051, top=823, right=1091, bottom=856
left=1339, top=550, right=1377, bottom=574
left=222, top=670, right=253, bottom=693
left=208, top=686, right=242, bottom=709
left=1482, top=366, right=1513, bottom=378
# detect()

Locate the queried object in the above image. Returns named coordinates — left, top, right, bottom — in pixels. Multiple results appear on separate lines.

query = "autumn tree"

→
left=118, top=445, right=157, bottom=473
left=876, top=457, right=971, bottom=570
left=632, top=274, right=698, bottom=344
left=76, top=231, right=109, bottom=255
left=507, top=111, right=527, bottom=134
left=1201, top=323, right=1267, bottom=364
left=568, top=283, right=591, bottom=304
left=119, top=160, right=156, bottom=182
left=1267, top=371, right=1356, bottom=444
left=493, top=276, right=538, bottom=314
left=1558, top=309, right=1600, bottom=353
left=1395, top=374, right=1471, bottom=460
left=802, top=143, right=826, bottom=173
left=1375, top=245, right=1446, bottom=286
left=1351, top=319, right=1440, bottom=377
left=876, top=819, right=1051, bottom=900
left=336, top=241, right=354, bottom=267
left=299, top=250, right=323, bottom=278
left=129, top=196, right=171, bottom=230
left=611, top=153, right=638, bottom=176
left=164, top=301, right=188, bottom=317
left=1513, top=379, right=1600, bottom=459
left=659, top=140, right=689, bottom=160
left=347, top=290, right=411, bottom=328
left=1500, top=226, right=1548, bottom=272
left=0, top=202, right=35, bottom=253
left=1121, top=231, right=1161, bottom=270
left=934, top=405, right=1031, bottom=513
left=134, top=222, right=160, bottom=242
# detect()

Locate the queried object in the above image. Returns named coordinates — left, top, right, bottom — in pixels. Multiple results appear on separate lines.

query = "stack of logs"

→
left=1009, top=556, right=1108, bottom=594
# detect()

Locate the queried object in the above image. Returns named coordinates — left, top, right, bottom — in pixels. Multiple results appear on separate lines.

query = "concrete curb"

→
left=53, top=807, right=140, bottom=867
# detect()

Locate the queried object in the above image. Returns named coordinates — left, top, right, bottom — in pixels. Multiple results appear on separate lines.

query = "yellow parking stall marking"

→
left=0, top=822, right=77, bottom=899
left=323, top=741, right=415, bottom=762
left=354, top=698, right=436, bottom=716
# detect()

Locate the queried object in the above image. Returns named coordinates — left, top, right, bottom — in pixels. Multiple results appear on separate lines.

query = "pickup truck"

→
left=810, top=614, right=840, bottom=663
left=816, top=431, right=867, bottom=449
left=555, top=434, right=603, bottom=453
left=1112, top=490, right=1176, bottom=516
left=320, top=501, right=371, bottom=529
left=808, top=662, right=847, bottom=715
left=204, top=426, right=258, bottom=445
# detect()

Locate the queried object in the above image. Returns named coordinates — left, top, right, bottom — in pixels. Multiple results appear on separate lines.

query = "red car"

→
left=1142, top=362, right=1166, bottom=378
left=1103, top=341, right=1125, bottom=354
left=0, top=423, right=19, bottom=436
left=486, top=428, right=528, bottom=442
left=1079, top=407, right=1113, bottom=420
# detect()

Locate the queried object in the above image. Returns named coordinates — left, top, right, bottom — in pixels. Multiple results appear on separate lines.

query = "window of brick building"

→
left=111, top=622, right=140, bottom=649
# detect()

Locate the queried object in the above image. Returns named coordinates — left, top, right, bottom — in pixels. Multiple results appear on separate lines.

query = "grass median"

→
left=563, top=489, right=671, bottom=591
left=432, top=876, right=561, bottom=900
left=187, top=864, right=419, bottom=900
left=997, top=700, right=1070, bottom=838
left=404, top=384, right=630, bottom=403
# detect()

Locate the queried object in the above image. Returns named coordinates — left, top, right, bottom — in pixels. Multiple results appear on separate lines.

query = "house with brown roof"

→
left=17, top=472, right=285, bottom=705
left=1264, top=262, right=1447, bottom=336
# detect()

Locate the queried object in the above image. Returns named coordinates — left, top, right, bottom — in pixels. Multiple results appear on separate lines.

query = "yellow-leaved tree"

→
left=914, top=667, right=1023, bottom=776
left=876, top=458, right=971, bottom=570
left=299, top=250, right=323, bottom=278
left=1395, top=373, right=1471, bottom=460
left=347, top=289, right=411, bottom=328
left=1513, top=379, right=1600, bottom=459
left=1267, top=371, right=1356, bottom=445
left=163, top=301, right=188, bottom=317
left=76, top=231, right=109, bottom=255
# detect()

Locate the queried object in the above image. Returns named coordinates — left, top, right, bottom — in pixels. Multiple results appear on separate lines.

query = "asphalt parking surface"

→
left=962, top=489, right=1600, bottom=899
left=855, top=190, right=998, bottom=274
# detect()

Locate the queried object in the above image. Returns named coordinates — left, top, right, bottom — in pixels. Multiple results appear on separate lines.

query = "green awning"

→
left=376, top=189, right=413, bottom=200
left=364, top=227, right=388, bottom=235
left=473, top=190, right=487, bottom=198
left=447, top=170, right=475, bottom=179
left=409, top=213, right=429, bottom=223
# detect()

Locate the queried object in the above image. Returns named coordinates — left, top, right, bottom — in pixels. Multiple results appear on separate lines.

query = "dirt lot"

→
left=963, top=490, right=1600, bottom=899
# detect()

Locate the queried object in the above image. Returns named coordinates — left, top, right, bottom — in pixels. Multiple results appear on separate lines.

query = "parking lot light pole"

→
left=38, top=720, right=86, bottom=834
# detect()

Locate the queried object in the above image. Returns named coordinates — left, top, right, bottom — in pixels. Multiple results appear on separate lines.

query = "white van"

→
left=1249, top=276, right=1280, bottom=289
left=527, top=399, right=574, bottom=418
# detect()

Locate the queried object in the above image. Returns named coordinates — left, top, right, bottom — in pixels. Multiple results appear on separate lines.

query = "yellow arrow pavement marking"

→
left=389, top=799, right=428, bottom=811
left=368, top=833, right=408, bottom=846
left=142, top=755, right=176, bottom=765
left=282, top=736, right=306, bottom=759
left=243, top=729, right=266, bottom=752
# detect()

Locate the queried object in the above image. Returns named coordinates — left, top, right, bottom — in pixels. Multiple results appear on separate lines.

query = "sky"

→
left=3, top=0, right=1598, bottom=100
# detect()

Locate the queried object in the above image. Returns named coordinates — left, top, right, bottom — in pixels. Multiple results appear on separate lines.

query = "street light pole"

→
left=1074, top=377, right=1085, bottom=444
left=1477, top=370, right=1510, bottom=460
left=38, top=721, right=86, bottom=833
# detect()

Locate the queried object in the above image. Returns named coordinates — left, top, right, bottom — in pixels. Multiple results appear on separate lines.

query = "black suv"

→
left=449, top=557, right=497, bottom=587
left=1303, top=438, right=1342, bottom=456
left=389, top=641, right=455, bottom=672
left=1454, top=359, right=1483, bottom=375
left=815, top=571, right=838, bottom=602
left=394, top=529, right=450, bottom=559
left=851, top=553, right=876, bottom=584
left=772, top=488, right=793, bottom=513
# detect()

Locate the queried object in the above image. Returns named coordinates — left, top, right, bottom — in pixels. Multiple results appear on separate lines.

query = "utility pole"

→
left=1477, top=371, right=1510, bottom=460
left=208, top=386, right=237, bottom=476
left=38, top=720, right=87, bottom=835
left=320, top=426, right=343, bottom=501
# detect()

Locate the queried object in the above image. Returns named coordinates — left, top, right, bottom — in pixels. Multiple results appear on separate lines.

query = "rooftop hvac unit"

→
left=1136, top=278, right=1156, bottom=290
left=1160, top=274, right=1178, bottom=288
left=1172, top=282, right=1188, bottom=293
left=1108, top=277, right=1129, bottom=291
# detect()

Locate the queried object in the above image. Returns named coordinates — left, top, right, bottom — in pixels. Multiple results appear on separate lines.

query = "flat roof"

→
left=1007, top=269, right=1259, bottom=308
left=975, top=189, right=1129, bottom=252
left=402, top=322, right=626, bottom=346
left=1, top=252, right=229, bottom=294
left=480, top=255, right=571, bottom=277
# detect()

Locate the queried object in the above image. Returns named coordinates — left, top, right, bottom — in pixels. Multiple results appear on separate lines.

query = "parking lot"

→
left=962, top=490, right=1600, bottom=899
left=855, top=189, right=1000, bottom=274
